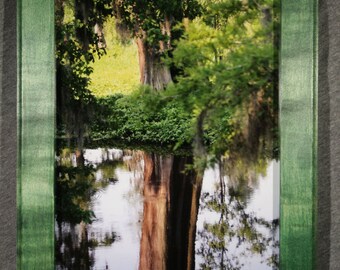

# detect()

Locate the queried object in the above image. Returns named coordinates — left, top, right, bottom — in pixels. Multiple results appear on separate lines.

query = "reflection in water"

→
left=196, top=162, right=279, bottom=270
left=55, top=148, right=126, bottom=269
left=55, top=148, right=278, bottom=269
left=139, top=153, right=203, bottom=270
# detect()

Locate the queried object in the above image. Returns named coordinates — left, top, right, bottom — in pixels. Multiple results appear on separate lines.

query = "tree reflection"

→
left=196, top=161, right=279, bottom=270
left=55, top=148, right=122, bottom=270
left=139, top=153, right=203, bottom=270
left=55, top=146, right=279, bottom=270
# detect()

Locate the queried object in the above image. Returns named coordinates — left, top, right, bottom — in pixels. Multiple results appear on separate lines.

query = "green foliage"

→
left=164, top=0, right=278, bottom=158
left=56, top=16, right=99, bottom=102
left=56, top=0, right=278, bottom=165
left=56, top=0, right=107, bottom=144
left=113, top=0, right=200, bottom=48
left=197, top=180, right=279, bottom=269
left=55, top=148, right=121, bottom=225
left=90, top=91, right=193, bottom=148
left=56, top=164, right=97, bottom=225
left=170, top=14, right=274, bottom=110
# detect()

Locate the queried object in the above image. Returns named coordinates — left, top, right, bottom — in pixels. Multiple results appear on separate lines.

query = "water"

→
left=85, top=150, right=143, bottom=270
left=196, top=162, right=279, bottom=270
left=55, top=148, right=279, bottom=270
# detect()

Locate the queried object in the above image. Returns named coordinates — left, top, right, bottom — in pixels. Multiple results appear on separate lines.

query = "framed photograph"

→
left=1, top=0, right=330, bottom=269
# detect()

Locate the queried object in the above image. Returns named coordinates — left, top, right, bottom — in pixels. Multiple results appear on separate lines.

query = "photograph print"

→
left=55, top=0, right=279, bottom=269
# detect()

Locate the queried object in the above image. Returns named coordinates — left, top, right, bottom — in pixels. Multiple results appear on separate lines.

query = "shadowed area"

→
left=0, top=0, right=17, bottom=268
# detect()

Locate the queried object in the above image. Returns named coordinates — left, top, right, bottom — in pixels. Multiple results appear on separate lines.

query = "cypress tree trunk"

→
left=113, top=2, right=174, bottom=90
left=94, top=21, right=106, bottom=49
left=136, top=38, right=173, bottom=91
left=139, top=154, right=203, bottom=270
left=139, top=153, right=173, bottom=270
left=136, top=15, right=173, bottom=90
left=75, top=0, right=93, bottom=51
left=167, top=156, right=203, bottom=270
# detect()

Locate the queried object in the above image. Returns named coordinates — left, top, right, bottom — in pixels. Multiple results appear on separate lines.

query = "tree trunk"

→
left=136, top=38, right=173, bottom=91
left=194, top=109, right=208, bottom=158
left=78, top=221, right=90, bottom=269
left=185, top=174, right=203, bottom=270
left=139, top=153, right=173, bottom=270
left=75, top=0, right=93, bottom=51
left=75, top=149, right=85, bottom=167
left=139, top=153, right=203, bottom=270
left=167, top=156, right=203, bottom=270
left=135, top=15, right=173, bottom=91
left=94, top=21, right=106, bottom=49
left=112, top=2, right=173, bottom=90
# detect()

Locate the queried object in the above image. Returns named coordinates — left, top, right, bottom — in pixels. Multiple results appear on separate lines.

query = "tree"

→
left=74, top=0, right=112, bottom=51
left=112, top=0, right=200, bottom=90
left=55, top=0, right=110, bottom=148
left=197, top=162, right=279, bottom=269
left=165, top=0, right=278, bottom=162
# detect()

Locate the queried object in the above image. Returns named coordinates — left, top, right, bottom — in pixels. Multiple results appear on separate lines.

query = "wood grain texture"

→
left=17, top=0, right=55, bottom=269
left=280, top=0, right=318, bottom=269
left=0, top=0, right=17, bottom=269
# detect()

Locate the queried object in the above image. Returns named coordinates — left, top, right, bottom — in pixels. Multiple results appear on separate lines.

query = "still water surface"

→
left=56, top=148, right=279, bottom=270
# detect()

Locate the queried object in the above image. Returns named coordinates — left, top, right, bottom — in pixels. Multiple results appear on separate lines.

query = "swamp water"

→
left=55, top=148, right=279, bottom=270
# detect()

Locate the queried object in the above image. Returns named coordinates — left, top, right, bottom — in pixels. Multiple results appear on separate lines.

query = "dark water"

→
left=55, top=148, right=279, bottom=270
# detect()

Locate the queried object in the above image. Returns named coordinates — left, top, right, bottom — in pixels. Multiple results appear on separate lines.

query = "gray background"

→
left=0, top=0, right=339, bottom=269
left=0, top=0, right=17, bottom=269
left=318, top=0, right=340, bottom=269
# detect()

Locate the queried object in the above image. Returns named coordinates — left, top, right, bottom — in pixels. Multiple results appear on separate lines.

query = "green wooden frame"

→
left=17, top=0, right=55, bottom=268
left=16, top=0, right=318, bottom=269
left=280, top=0, right=318, bottom=269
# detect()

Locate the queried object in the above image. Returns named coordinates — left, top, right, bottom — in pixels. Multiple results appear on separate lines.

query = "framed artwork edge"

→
left=0, top=0, right=329, bottom=269
left=17, top=0, right=55, bottom=268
